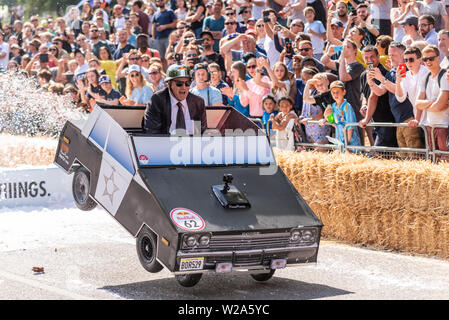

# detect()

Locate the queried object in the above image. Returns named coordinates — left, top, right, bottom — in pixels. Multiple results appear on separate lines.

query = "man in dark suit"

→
left=144, top=64, right=207, bottom=134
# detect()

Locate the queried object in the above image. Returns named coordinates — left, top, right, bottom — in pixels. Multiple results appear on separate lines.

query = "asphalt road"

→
left=1, top=206, right=449, bottom=300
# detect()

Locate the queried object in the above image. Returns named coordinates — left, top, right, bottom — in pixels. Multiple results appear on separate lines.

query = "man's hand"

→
left=358, top=117, right=369, bottom=128
left=371, top=67, right=384, bottom=82
left=156, top=25, right=166, bottom=32
left=408, top=119, right=419, bottom=127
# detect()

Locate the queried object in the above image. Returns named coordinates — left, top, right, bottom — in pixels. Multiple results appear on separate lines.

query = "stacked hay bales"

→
left=275, top=149, right=449, bottom=259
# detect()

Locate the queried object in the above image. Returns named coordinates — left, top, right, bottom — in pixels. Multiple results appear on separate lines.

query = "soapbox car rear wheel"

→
left=72, top=167, right=97, bottom=211
left=136, top=227, right=163, bottom=273
left=250, top=269, right=275, bottom=282
left=175, top=273, right=203, bottom=287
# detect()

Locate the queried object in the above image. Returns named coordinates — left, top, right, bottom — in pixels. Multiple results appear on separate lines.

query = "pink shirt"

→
left=240, top=76, right=271, bottom=117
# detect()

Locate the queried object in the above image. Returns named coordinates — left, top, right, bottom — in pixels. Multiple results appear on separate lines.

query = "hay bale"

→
left=275, top=149, right=449, bottom=260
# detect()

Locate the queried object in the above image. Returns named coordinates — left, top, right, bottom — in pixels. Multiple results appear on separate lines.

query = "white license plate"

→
left=179, top=258, right=204, bottom=271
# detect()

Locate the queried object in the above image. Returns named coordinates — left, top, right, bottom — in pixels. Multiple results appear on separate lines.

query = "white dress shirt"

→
left=169, top=91, right=193, bottom=135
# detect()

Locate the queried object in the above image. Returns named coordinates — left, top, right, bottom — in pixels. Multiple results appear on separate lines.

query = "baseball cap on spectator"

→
left=245, top=29, right=257, bottom=39
left=200, top=30, right=214, bottom=39
left=330, top=80, right=345, bottom=90
left=239, top=6, right=249, bottom=15
left=331, top=19, right=344, bottom=28
left=206, top=1, right=213, bottom=7
left=128, top=64, right=142, bottom=74
left=99, top=75, right=111, bottom=84
left=400, top=16, right=418, bottom=27
left=11, top=44, right=21, bottom=50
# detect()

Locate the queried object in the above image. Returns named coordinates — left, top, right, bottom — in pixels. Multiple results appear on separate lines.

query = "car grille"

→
left=209, top=232, right=291, bottom=251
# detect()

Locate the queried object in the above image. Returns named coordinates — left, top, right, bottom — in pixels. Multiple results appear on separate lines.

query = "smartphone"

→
left=263, top=11, right=269, bottom=23
left=334, top=45, right=343, bottom=52
left=195, top=38, right=204, bottom=45
left=285, top=38, right=292, bottom=54
left=398, top=63, right=406, bottom=78
left=39, top=53, right=49, bottom=63
left=367, top=62, right=374, bottom=70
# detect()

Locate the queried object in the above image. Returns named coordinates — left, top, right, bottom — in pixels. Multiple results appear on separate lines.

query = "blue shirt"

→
left=130, top=85, right=153, bottom=105
left=385, top=68, right=414, bottom=123
left=262, top=111, right=278, bottom=134
left=203, top=15, right=225, bottom=52
left=332, top=99, right=361, bottom=146
left=152, top=9, right=177, bottom=39
left=227, top=93, right=249, bottom=117
left=189, top=86, right=223, bottom=106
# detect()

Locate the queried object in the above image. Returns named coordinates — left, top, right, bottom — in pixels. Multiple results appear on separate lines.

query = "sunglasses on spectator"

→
left=149, top=71, right=159, bottom=75
left=177, top=26, right=186, bottom=29
left=242, top=10, right=250, bottom=13
left=404, top=57, right=415, bottom=63
left=49, top=48, right=57, bottom=51
left=256, top=24, right=264, bottom=28
left=130, top=73, right=140, bottom=78
left=422, top=56, right=437, bottom=62
left=299, top=48, right=312, bottom=52
left=247, top=65, right=257, bottom=69
left=187, top=53, right=197, bottom=57
left=225, top=22, right=236, bottom=25
left=225, top=12, right=235, bottom=16
left=174, top=80, right=191, bottom=87
left=290, top=24, right=301, bottom=27
left=210, top=71, right=219, bottom=75
left=129, top=56, right=141, bottom=61
left=91, top=29, right=99, bottom=32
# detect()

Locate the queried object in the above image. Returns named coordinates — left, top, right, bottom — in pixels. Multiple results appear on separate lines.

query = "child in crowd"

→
left=320, top=81, right=360, bottom=146
left=300, top=72, right=332, bottom=144
left=271, top=97, right=297, bottom=151
left=261, top=94, right=278, bottom=136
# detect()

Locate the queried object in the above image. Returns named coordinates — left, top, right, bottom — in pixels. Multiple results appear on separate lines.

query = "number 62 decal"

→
left=170, top=208, right=205, bottom=231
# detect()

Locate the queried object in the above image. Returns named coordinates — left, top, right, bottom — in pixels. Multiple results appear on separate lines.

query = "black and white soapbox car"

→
left=54, top=105, right=323, bottom=287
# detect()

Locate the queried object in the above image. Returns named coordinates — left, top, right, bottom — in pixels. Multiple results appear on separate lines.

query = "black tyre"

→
left=250, top=269, right=275, bottom=282
left=175, top=273, right=203, bottom=287
left=136, top=226, right=163, bottom=273
left=72, top=167, right=97, bottom=211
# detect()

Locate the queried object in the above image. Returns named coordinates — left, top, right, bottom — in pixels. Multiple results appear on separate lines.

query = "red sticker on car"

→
left=170, top=208, right=205, bottom=231
left=139, top=154, right=149, bottom=165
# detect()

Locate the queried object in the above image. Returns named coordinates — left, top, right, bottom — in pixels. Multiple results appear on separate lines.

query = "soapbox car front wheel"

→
left=250, top=269, right=275, bottom=282
left=175, top=273, right=203, bottom=287
left=136, top=227, right=164, bottom=273
left=72, top=167, right=97, bottom=211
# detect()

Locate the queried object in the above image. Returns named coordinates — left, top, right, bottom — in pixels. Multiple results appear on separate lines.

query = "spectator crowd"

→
left=0, top=0, right=448, bottom=152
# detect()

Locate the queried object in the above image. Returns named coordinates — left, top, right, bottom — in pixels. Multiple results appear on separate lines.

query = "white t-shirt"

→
left=419, top=69, right=449, bottom=125
left=304, top=21, right=325, bottom=55
left=0, top=42, right=10, bottom=70
left=396, top=65, right=430, bottom=123
left=252, top=2, right=267, bottom=21
left=275, top=110, right=296, bottom=151
left=264, top=36, right=281, bottom=68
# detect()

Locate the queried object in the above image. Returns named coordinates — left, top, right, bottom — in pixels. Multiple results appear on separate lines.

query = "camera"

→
left=195, top=38, right=204, bottom=45
left=174, top=53, right=183, bottom=63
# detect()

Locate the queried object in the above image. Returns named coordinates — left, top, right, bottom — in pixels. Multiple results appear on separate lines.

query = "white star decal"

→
left=103, top=169, right=119, bottom=205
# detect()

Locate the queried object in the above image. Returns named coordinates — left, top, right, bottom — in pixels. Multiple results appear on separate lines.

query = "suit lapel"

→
left=164, top=88, right=172, bottom=133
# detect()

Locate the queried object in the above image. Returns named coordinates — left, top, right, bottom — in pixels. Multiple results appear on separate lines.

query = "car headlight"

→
left=290, top=228, right=317, bottom=244
left=199, top=235, right=210, bottom=246
left=182, top=233, right=211, bottom=249
left=185, top=235, right=197, bottom=247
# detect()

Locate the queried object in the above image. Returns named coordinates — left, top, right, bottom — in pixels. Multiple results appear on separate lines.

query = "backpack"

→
left=424, top=68, right=447, bottom=92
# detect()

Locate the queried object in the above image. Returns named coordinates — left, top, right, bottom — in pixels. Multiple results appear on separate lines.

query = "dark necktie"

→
left=176, top=102, right=186, bottom=130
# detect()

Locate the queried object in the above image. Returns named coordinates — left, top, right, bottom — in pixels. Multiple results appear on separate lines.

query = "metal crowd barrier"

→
left=429, top=125, right=449, bottom=162
left=343, top=122, right=430, bottom=161
left=252, top=117, right=448, bottom=163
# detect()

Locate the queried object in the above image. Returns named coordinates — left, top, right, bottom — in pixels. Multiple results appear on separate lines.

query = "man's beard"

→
left=338, top=12, right=347, bottom=18
left=203, top=44, right=212, bottom=51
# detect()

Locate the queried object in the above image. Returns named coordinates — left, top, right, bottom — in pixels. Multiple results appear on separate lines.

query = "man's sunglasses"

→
left=225, top=22, right=236, bottom=25
left=422, top=56, right=437, bottom=62
left=225, top=12, right=235, bottom=16
left=404, top=57, right=415, bottom=63
left=149, top=71, right=159, bottom=75
left=247, top=65, right=257, bottom=69
left=91, top=29, right=99, bottom=32
left=174, top=80, right=191, bottom=87
left=299, top=48, right=312, bottom=52
left=187, top=53, right=197, bottom=57
left=129, top=57, right=141, bottom=61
